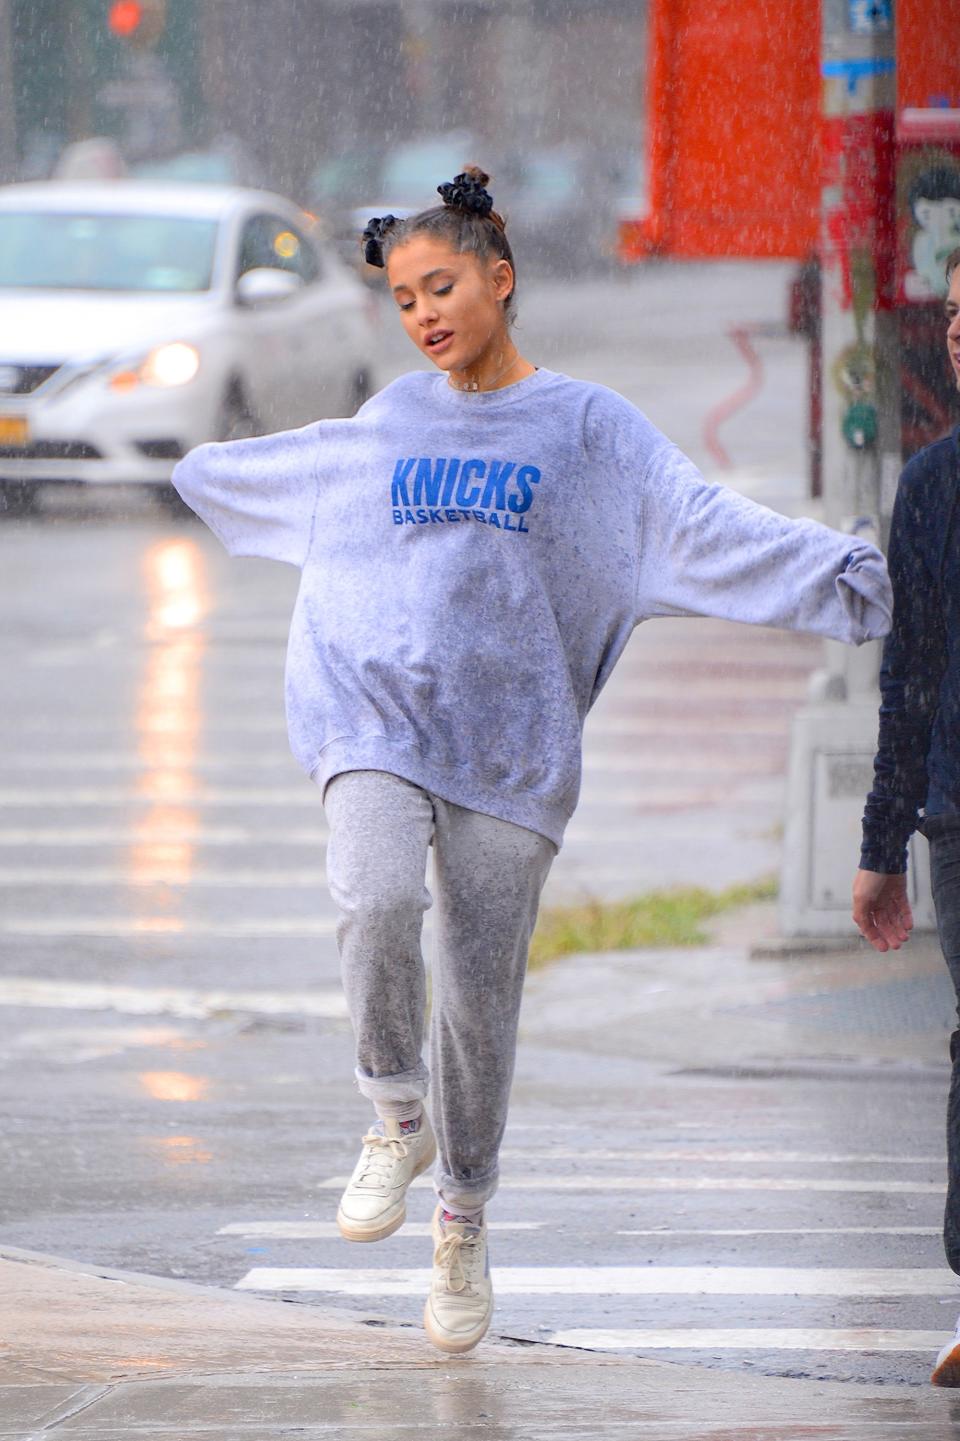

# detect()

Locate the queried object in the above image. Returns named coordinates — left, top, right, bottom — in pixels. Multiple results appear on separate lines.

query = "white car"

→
left=0, top=180, right=377, bottom=514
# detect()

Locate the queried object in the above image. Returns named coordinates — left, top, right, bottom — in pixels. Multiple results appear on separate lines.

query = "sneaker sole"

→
left=932, top=1342, right=960, bottom=1387
left=422, top=1296, right=493, bottom=1355
left=336, top=1136, right=437, bottom=1243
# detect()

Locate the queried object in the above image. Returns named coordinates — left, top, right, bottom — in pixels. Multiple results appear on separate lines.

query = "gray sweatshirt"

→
left=173, top=367, right=892, bottom=846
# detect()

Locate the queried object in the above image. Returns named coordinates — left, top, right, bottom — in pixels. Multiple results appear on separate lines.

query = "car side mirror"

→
left=235, top=267, right=304, bottom=307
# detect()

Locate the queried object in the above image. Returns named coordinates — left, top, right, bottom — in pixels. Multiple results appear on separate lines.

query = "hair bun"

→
left=362, top=214, right=398, bottom=268
left=437, top=170, right=494, bottom=219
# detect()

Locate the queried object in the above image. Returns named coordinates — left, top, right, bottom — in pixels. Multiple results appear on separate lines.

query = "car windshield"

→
left=0, top=212, right=219, bottom=292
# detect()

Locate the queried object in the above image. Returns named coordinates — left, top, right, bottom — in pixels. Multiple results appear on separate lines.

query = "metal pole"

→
left=778, top=0, right=931, bottom=939
left=0, top=0, right=18, bottom=182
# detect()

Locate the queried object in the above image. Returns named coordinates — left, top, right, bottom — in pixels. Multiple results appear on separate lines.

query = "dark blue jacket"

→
left=861, top=426, right=960, bottom=872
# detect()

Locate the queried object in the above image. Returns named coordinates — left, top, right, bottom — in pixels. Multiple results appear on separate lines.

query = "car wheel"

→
left=218, top=386, right=259, bottom=442
left=154, top=483, right=195, bottom=520
left=349, top=369, right=372, bottom=414
left=154, top=387, right=257, bottom=519
left=0, top=480, right=39, bottom=518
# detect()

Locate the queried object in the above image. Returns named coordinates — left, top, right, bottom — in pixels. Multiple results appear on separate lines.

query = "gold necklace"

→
left=448, top=354, right=523, bottom=393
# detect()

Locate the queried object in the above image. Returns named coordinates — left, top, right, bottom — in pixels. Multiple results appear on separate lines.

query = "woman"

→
left=173, top=166, right=892, bottom=1355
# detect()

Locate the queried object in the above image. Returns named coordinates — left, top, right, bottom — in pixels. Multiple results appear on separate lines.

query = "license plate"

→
left=0, top=416, right=28, bottom=446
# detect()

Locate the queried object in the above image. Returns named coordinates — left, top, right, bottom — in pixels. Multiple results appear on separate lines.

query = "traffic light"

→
left=107, top=1, right=143, bottom=37
left=107, top=0, right=165, bottom=47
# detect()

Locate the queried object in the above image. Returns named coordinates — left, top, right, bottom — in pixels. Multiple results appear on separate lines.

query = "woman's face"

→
left=386, top=233, right=514, bottom=373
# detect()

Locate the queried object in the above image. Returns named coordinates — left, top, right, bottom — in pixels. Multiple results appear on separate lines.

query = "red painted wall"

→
left=624, top=0, right=821, bottom=260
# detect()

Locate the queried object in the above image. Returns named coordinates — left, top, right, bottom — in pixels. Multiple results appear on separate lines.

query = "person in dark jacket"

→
left=854, top=244, right=960, bottom=1387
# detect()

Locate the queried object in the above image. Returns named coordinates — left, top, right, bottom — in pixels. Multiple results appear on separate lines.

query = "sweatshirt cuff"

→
left=835, top=548, right=893, bottom=643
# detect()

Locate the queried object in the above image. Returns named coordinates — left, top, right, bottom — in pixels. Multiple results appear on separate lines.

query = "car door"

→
left=272, top=222, right=369, bottom=422
left=232, top=211, right=308, bottom=431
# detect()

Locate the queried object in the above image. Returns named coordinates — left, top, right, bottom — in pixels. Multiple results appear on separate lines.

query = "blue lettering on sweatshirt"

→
left=390, top=456, right=541, bottom=534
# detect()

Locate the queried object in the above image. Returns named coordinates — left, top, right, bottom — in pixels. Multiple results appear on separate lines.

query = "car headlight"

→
left=109, top=342, right=200, bottom=391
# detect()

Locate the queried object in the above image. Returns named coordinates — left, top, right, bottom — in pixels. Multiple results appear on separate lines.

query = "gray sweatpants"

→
left=323, top=770, right=555, bottom=1212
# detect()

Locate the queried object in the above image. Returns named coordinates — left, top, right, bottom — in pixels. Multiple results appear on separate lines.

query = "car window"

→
left=0, top=212, right=219, bottom=292
left=236, top=214, right=319, bottom=284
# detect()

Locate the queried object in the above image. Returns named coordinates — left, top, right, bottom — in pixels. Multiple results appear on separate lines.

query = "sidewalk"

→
left=0, top=1239, right=955, bottom=1440
left=3, top=918, right=957, bottom=1439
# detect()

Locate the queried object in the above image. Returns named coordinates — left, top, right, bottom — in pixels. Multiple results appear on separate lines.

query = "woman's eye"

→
left=398, top=300, right=414, bottom=312
left=435, top=284, right=453, bottom=296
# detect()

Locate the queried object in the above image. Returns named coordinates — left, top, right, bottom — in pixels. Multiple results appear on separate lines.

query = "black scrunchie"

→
left=437, top=173, right=493, bottom=218
left=362, top=214, right=398, bottom=268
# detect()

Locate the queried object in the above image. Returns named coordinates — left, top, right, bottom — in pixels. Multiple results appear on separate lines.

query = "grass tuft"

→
left=528, top=876, right=777, bottom=970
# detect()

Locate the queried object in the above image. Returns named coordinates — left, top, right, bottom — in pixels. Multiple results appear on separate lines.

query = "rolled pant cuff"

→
left=435, top=1166, right=499, bottom=1213
left=354, top=1063, right=429, bottom=1107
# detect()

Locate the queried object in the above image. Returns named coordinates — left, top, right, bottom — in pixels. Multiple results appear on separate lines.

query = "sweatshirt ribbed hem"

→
left=309, top=736, right=568, bottom=849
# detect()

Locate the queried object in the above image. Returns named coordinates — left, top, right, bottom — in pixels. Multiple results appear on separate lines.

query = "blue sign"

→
left=848, top=0, right=892, bottom=33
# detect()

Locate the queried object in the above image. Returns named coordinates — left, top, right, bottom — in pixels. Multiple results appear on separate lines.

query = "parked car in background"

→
left=0, top=180, right=377, bottom=515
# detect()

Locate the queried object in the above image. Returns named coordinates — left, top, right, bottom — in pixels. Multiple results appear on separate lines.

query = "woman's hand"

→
left=852, top=869, right=913, bottom=952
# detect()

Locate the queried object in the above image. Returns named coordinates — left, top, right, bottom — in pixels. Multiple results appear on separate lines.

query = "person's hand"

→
left=852, top=869, right=913, bottom=952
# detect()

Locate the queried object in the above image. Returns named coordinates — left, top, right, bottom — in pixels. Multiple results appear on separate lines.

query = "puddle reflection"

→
left=138, top=1069, right=210, bottom=1103
left=145, top=1134, right=214, bottom=1167
left=129, top=539, right=207, bottom=915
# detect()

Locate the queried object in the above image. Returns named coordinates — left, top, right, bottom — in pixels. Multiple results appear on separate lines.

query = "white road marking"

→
left=0, top=977, right=347, bottom=1019
left=0, top=788, right=317, bottom=807
left=216, top=1220, right=939, bottom=1240
left=0, top=827, right=328, bottom=846
left=0, top=783, right=775, bottom=811
left=0, top=750, right=775, bottom=777
left=216, top=1221, right=543, bottom=1239
left=500, top=1148, right=942, bottom=1166
left=618, top=1227, right=941, bottom=1237
left=0, top=918, right=338, bottom=937
left=0, top=867, right=326, bottom=887
left=235, top=1265, right=958, bottom=1297
left=548, top=1328, right=948, bottom=1353
left=315, top=1173, right=944, bottom=1195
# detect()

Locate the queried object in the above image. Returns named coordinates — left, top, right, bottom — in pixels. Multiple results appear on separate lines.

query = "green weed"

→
left=528, top=876, right=777, bottom=970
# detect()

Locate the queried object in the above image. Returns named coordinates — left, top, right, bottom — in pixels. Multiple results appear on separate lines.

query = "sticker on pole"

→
left=848, top=0, right=891, bottom=33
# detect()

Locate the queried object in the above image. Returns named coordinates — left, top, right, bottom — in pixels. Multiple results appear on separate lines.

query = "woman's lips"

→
left=425, top=331, right=454, bottom=356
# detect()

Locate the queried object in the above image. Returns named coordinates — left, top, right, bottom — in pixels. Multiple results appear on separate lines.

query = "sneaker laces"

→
left=353, top=1129, right=409, bottom=1189
left=434, top=1227, right=482, bottom=1295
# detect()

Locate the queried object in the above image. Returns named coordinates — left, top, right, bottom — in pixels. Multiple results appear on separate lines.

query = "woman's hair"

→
left=362, top=166, right=518, bottom=323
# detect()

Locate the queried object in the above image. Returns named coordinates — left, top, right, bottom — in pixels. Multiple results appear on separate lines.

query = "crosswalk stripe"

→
left=0, top=750, right=779, bottom=778
left=315, top=1174, right=944, bottom=1195
left=499, top=1148, right=941, bottom=1166
left=0, top=783, right=783, bottom=810
left=0, top=918, right=338, bottom=937
left=0, top=822, right=663, bottom=847
left=0, top=788, right=318, bottom=807
left=617, top=1227, right=941, bottom=1237
left=0, top=867, right=327, bottom=887
left=215, top=1220, right=940, bottom=1240
left=216, top=1221, right=543, bottom=1238
left=548, top=1328, right=948, bottom=1353
left=0, top=977, right=347, bottom=1019
left=235, top=1265, right=957, bottom=1297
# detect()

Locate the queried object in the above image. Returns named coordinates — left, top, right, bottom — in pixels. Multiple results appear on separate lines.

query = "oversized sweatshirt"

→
left=173, top=366, right=893, bottom=847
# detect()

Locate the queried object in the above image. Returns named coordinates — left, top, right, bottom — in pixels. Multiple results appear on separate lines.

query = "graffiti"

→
left=902, top=163, right=960, bottom=300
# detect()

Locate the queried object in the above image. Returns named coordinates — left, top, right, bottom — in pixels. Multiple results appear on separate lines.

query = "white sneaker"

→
left=932, top=1313, right=960, bottom=1386
left=336, top=1114, right=436, bottom=1243
left=423, top=1204, right=494, bottom=1355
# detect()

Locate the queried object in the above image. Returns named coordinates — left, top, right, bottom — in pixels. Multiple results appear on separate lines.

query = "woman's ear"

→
left=491, top=258, right=515, bottom=303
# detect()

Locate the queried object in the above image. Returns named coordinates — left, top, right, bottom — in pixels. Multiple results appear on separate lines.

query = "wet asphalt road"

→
left=0, top=272, right=954, bottom=1390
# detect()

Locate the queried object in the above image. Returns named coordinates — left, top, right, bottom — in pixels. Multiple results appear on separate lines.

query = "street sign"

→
left=848, top=0, right=892, bottom=33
